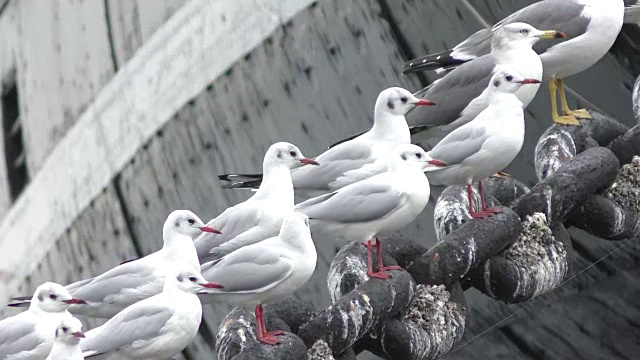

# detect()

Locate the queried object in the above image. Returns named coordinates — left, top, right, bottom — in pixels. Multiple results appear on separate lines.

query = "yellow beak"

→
left=539, top=30, right=566, bottom=39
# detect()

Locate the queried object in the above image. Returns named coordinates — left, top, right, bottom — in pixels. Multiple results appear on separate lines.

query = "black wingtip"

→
left=402, top=50, right=468, bottom=74
left=220, top=179, right=263, bottom=190
left=11, top=296, right=32, bottom=301
left=409, top=125, right=433, bottom=136
left=7, top=301, right=30, bottom=308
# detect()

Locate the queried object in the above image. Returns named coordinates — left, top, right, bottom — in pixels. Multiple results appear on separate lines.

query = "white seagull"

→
left=425, top=68, right=539, bottom=218
left=45, top=317, right=85, bottom=360
left=194, top=142, right=318, bottom=264
left=199, top=212, right=317, bottom=345
left=0, top=282, right=85, bottom=360
left=295, top=144, right=446, bottom=279
left=403, top=0, right=625, bottom=126
left=402, top=23, right=562, bottom=145
left=10, top=210, right=220, bottom=318
left=80, top=269, right=222, bottom=359
left=218, top=87, right=435, bottom=190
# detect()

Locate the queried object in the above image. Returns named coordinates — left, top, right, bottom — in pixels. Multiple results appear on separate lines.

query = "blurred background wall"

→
left=0, top=0, right=638, bottom=359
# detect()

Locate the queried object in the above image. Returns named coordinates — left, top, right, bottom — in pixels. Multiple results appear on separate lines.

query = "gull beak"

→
left=201, top=282, right=224, bottom=289
left=539, top=30, right=566, bottom=39
left=414, top=99, right=436, bottom=106
left=200, top=226, right=222, bottom=234
left=63, top=298, right=87, bottom=305
left=428, top=159, right=448, bottom=167
left=518, top=78, right=542, bottom=85
left=72, top=331, right=85, bottom=338
left=300, top=158, right=319, bottom=166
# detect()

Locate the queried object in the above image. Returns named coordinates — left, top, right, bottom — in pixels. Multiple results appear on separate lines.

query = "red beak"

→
left=415, top=99, right=436, bottom=106
left=300, top=158, right=319, bottom=166
left=200, top=226, right=222, bottom=234
left=201, top=282, right=224, bottom=289
left=519, top=78, right=541, bottom=85
left=63, top=298, right=87, bottom=305
left=556, top=31, right=566, bottom=39
left=72, top=331, right=85, bottom=338
left=428, top=159, right=448, bottom=167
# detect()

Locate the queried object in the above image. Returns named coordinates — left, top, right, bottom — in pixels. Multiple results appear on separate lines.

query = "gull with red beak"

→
left=426, top=68, right=539, bottom=218
left=218, top=87, right=436, bottom=191
left=9, top=210, right=220, bottom=318
left=0, top=282, right=85, bottom=359
left=80, top=269, right=222, bottom=359
left=195, top=142, right=319, bottom=263
left=45, top=317, right=85, bottom=360
left=295, top=144, right=446, bottom=279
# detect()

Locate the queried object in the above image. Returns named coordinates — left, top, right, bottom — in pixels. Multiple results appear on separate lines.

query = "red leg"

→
left=467, top=183, right=492, bottom=219
left=365, top=239, right=391, bottom=279
left=375, top=238, right=402, bottom=272
left=255, top=304, right=282, bottom=345
left=478, top=181, right=501, bottom=215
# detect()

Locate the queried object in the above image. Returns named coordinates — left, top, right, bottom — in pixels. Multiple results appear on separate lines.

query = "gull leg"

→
left=365, top=239, right=391, bottom=279
left=375, top=238, right=402, bottom=272
left=468, top=183, right=492, bottom=219
left=558, top=78, right=591, bottom=120
left=255, top=304, right=282, bottom=345
left=549, top=79, right=580, bottom=126
left=479, top=180, right=501, bottom=215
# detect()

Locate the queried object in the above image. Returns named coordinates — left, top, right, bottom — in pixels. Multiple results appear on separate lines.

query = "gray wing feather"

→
left=428, top=125, right=488, bottom=166
left=291, top=141, right=374, bottom=190
left=0, top=316, right=41, bottom=357
left=68, top=260, right=156, bottom=304
left=407, top=55, right=496, bottom=129
left=81, top=304, right=173, bottom=355
left=295, top=178, right=405, bottom=223
left=201, top=245, right=292, bottom=293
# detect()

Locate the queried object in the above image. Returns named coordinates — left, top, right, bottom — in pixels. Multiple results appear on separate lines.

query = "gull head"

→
left=164, top=210, right=221, bottom=240
left=32, top=282, right=86, bottom=313
left=391, top=144, right=447, bottom=171
left=376, top=87, right=435, bottom=117
left=170, top=269, right=223, bottom=294
left=489, top=67, right=541, bottom=94
left=493, top=22, right=565, bottom=50
left=264, top=142, right=319, bottom=170
left=54, top=317, right=85, bottom=345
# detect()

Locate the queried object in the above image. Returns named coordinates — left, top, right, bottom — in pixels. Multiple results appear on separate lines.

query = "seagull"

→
left=402, top=23, right=563, bottom=145
left=194, top=142, right=318, bottom=263
left=9, top=210, right=220, bottom=318
left=218, top=87, right=436, bottom=190
left=425, top=68, right=539, bottom=219
left=0, top=282, right=85, bottom=360
left=403, top=0, right=625, bottom=126
left=295, top=144, right=446, bottom=279
left=45, top=317, right=85, bottom=360
left=80, top=269, right=222, bottom=359
left=199, top=212, right=316, bottom=345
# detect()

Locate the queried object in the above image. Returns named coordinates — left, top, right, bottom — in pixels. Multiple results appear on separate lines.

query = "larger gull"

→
left=218, top=87, right=435, bottom=190
left=426, top=68, right=539, bottom=218
left=295, top=144, right=446, bottom=279
left=403, top=0, right=625, bottom=126
left=80, top=269, right=221, bottom=359
left=10, top=210, right=220, bottom=318
left=0, top=282, right=85, bottom=360
left=402, top=23, right=563, bottom=145
left=199, top=212, right=316, bottom=345
left=194, top=142, right=317, bottom=264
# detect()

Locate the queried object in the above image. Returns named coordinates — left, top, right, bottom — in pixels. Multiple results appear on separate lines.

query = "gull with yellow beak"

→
left=401, top=23, right=564, bottom=146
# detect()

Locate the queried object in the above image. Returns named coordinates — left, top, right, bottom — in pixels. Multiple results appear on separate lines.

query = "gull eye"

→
left=506, top=75, right=513, bottom=82
left=400, top=96, right=408, bottom=103
left=188, top=276, right=197, bottom=282
left=415, top=152, right=422, bottom=159
left=187, top=218, right=195, bottom=225
left=289, top=150, right=297, bottom=157
left=520, top=29, right=529, bottom=34
left=49, top=294, right=57, bottom=300
left=62, top=327, right=68, bottom=333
